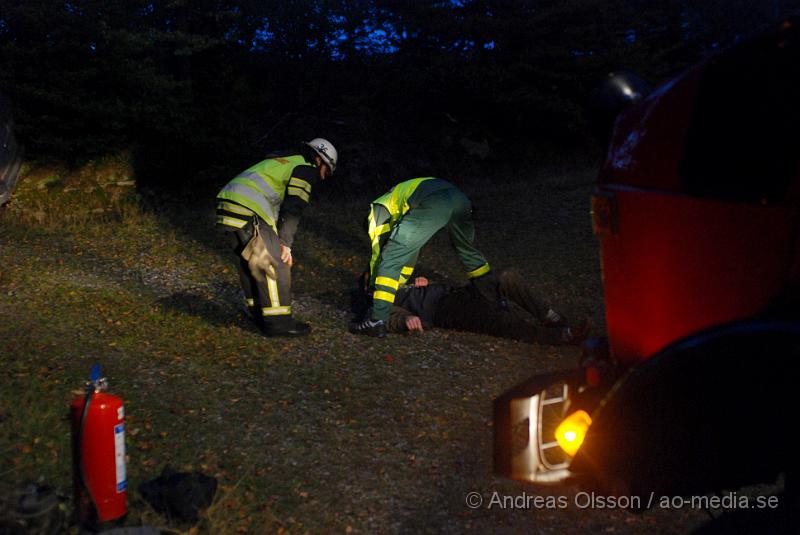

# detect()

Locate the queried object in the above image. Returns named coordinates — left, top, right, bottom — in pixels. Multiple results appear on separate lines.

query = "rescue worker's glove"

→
left=470, top=271, right=502, bottom=305
left=280, top=244, right=293, bottom=266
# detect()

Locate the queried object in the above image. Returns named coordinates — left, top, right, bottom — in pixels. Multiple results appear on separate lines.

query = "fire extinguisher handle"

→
left=90, top=363, right=101, bottom=383
left=87, top=364, right=108, bottom=393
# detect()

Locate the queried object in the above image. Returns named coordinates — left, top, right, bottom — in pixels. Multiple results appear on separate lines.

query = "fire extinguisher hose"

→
left=77, top=388, right=99, bottom=526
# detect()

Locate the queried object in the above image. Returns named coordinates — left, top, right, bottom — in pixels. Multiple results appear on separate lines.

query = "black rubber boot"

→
left=349, top=318, right=387, bottom=338
left=538, top=319, right=591, bottom=346
left=262, top=316, right=311, bottom=337
left=247, top=306, right=263, bottom=328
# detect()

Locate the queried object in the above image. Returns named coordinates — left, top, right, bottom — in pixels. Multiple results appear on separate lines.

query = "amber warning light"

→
left=555, top=410, right=592, bottom=456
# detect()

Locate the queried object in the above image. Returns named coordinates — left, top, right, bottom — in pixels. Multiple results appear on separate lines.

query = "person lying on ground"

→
left=352, top=268, right=589, bottom=345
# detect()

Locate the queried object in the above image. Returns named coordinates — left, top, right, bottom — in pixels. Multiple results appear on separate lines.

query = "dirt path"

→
left=0, top=172, right=725, bottom=533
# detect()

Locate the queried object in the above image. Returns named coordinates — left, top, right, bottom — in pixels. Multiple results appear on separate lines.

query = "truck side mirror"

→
left=585, top=72, right=652, bottom=149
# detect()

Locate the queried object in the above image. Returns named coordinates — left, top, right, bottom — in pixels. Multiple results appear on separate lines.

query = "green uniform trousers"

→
left=372, top=183, right=488, bottom=321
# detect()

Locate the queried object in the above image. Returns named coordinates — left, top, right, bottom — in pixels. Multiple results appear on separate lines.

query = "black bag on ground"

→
left=139, top=466, right=217, bottom=522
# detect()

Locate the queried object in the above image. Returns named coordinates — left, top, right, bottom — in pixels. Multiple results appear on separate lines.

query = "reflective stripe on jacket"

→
left=216, top=155, right=312, bottom=231
left=368, top=177, right=432, bottom=276
left=367, top=177, right=454, bottom=277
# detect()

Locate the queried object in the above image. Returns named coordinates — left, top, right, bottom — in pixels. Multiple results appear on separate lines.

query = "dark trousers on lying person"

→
left=387, top=269, right=587, bottom=345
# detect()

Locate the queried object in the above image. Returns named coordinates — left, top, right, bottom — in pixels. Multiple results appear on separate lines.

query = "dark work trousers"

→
left=226, top=219, right=292, bottom=323
left=372, top=186, right=489, bottom=321
left=432, top=270, right=564, bottom=345
left=496, top=269, right=548, bottom=322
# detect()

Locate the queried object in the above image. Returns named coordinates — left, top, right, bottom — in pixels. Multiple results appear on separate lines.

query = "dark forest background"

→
left=1, top=0, right=797, bottom=193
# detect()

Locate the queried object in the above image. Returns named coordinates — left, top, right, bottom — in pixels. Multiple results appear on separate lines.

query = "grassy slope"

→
left=0, top=165, right=714, bottom=534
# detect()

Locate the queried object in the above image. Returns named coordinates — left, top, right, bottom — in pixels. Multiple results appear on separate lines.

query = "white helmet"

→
left=305, top=138, right=338, bottom=174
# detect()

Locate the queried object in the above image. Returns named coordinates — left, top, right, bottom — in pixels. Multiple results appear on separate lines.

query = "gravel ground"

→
left=0, top=166, right=783, bottom=534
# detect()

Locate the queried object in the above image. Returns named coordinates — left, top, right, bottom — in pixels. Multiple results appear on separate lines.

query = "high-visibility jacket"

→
left=371, top=177, right=434, bottom=225
left=216, top=155, right=314, bottom=232
left=369, top=178, right=428, bottom=280
left=367, top=177, right=455, bottom=283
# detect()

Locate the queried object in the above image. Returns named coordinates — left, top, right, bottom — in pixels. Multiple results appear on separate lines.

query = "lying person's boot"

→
left=262, top=316, right=311, bottom=337
left=349, top=318, right=387, bottom=338
left=543, top=308, right=567, bottom=328
left=539, top=318, right=591, bottom=346
left=561, top=319, right=591, bottom=345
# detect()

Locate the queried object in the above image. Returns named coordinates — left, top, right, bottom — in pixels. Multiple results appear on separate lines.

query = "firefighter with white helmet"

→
left=216, top=137, right=338, bottom=336
left=306, top=137, right=337, bottom=174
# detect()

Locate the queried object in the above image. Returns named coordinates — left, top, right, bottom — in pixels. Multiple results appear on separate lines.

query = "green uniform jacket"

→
left=367, top=177, right=453, bottom=283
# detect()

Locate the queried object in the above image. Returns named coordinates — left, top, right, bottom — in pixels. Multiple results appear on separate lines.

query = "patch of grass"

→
left=0, top=162, right=721, bottom=534
left=4, top=152, right=142, bottom=229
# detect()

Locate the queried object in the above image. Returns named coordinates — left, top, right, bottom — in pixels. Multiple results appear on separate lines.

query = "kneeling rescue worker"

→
left=350, top=177, right=494, bottom=337
left=216, top=138, right=337, bottom=336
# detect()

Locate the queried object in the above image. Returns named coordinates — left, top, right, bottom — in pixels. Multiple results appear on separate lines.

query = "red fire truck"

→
left=494, top=18, right=799, bottom=504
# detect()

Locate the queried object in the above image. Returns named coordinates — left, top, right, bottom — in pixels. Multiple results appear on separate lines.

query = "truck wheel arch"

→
left=570, top=319, right=800, bottom=500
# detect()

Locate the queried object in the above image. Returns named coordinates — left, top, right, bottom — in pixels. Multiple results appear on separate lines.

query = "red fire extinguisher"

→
left=70, top=364, right=127, bottom=528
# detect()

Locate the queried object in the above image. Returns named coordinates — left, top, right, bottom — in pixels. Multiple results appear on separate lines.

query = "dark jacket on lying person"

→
left=382, top=269, right=588, bottom=345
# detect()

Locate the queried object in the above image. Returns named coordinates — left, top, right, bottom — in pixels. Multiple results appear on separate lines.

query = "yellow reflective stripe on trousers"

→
left=216, top=215, right=247, bottom=228
left=373, top=290, right=396, bottom=303
left=245, top=298, right=255, bottom=307
left=267, top=276, right=281, bottom=307
left=217, top=201, right=254, bottom=216
left=375, top=276, right=399, bottom=290
left=467, top=263, right=491, bottom=278
left=287, top=186, right=310, bottom=202
left=262, top=306, right=292, bottom=316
